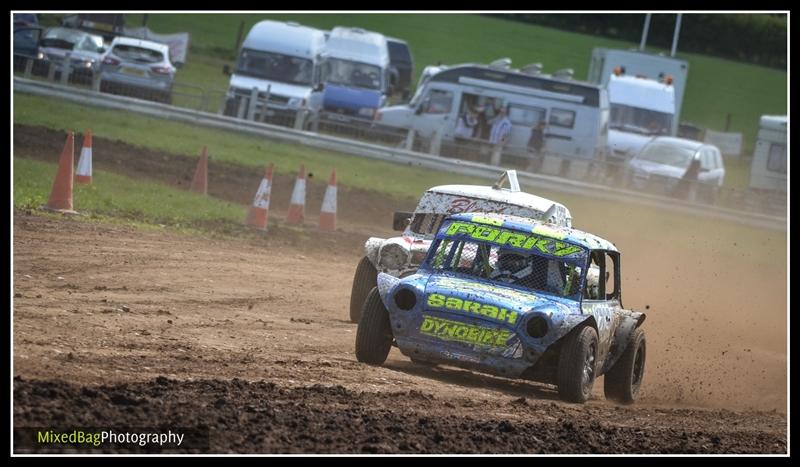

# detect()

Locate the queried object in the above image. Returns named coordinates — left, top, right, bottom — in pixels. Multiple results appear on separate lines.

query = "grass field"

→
left=109, top=13, right=786, bottom=155
left=13, top=91, right=785, bottom=259
left=14, top=157, right=246, bottom=231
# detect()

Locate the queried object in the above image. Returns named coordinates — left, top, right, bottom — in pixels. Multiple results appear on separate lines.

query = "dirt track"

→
left=12, top=213, right=787, bottom=454
left=13, top=124, right=788, bottom=453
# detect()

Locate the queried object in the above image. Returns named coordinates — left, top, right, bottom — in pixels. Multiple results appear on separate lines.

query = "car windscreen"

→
left=610, top=103, right=673, bottom=136
left=41, top=28, right=85, bottom=50
left=636, top=142, right=696, bottom=168
left=112, top=44, right=164, bottom=64
left=321, top=58, right=382, bottom=90
left=425, top=220, right=587, bottom=300
left=235, top=49, right=313, bottom=86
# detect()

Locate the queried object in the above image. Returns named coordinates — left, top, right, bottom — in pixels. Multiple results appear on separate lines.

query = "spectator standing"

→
left=489, top=105, right=512, bottom=165
left=527, top=121, right=547, bottom=171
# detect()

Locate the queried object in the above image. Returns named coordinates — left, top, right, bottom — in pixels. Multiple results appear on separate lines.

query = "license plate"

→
left=121, top=67, right=146, bottom=77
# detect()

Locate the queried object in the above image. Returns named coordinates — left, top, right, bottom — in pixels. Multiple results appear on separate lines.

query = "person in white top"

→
left=489, top=105, right=512, bottom=146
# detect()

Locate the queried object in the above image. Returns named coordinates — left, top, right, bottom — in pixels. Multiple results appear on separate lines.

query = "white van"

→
left=606, top=72, right=676, bottom=161
left=223, top=20, right=326, bottom=123
left=750, top=115, right=787, bottom=192
left=375, top=62, right=609, bottom=160
left=316, top=27, right=394, bottom=122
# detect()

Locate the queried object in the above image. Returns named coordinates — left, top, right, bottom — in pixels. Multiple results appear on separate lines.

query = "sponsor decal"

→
left=427, top=293, right=518, bottom=324
left=431, top=277, right=534, bottom=303
left=419, top=315, right=511, bottom=347
left=445, top=222, right=583, bottom=257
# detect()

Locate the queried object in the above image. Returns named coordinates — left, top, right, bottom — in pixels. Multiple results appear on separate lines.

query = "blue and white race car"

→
left=355, top=212, right=646, bottom=404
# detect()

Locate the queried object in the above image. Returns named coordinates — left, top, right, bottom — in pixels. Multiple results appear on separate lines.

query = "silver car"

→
left=626, top=136, right=726, bottom=203
left=39, top=27, right=106, bottom=83
left=99, top=36, right=175, bottom=104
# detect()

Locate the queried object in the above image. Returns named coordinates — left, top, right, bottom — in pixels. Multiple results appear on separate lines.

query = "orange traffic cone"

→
left=285, top=164, right=306, bottom=225
left=245, top=163, right=274, bottom=231
left=190, top=146, right=208, bottom=194
left=75, top=129, right=93, bottom=185
left=319, top=168, right=337, bottom=231
left=45, top=132, right=76, bottom=213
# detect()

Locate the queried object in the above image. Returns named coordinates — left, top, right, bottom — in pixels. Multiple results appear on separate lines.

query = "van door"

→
left=412, top=87, right=455, bottom=139
left=508, top=104, right=546, bottom=150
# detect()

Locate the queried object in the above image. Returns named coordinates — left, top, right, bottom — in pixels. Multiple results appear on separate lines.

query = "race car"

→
left=349, top=170, right=573, bottom=322
left=354, top=212, right=646, bottom=404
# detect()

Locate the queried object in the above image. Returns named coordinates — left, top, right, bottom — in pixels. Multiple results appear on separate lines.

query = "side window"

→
left=549, top=108, right=576, bottom=129
left=583, top=251, right=603, bottom=300
left=604, top=252, right=619, bottom=301
left=508, top=105, right=546, bottom=126
left=421, top=89, right=453, bottom=115
left=767, top=144, right=787, bottom=174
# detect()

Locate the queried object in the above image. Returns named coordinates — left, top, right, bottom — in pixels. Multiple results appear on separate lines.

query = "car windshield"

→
left=236, top=49, right=313, bottom=85
left=41, top=28, right=86, bottom=50
left=112, top=44, right=164, bottom=64
left=636, top=142, right=696, bottom=168
left=321, top=58, right=382, bottom=90
left=610, top=104, right=673, bottom=135
left=425, top=220, right=587, bottom=300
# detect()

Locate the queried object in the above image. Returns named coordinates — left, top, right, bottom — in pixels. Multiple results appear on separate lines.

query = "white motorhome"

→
left=316, top=27, right=394, bottom=122
left=223, top=20, right=327, bottom=122
left=750, top=115, right=787, bottom=192
left=588, top=48, right=688, bottom=135
left=606, top=72, right=676, bottom=161
left=375, top=62, right=609, bottom=160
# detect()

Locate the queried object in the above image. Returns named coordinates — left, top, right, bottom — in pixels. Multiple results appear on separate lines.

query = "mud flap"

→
left=601, top=312, right=646, bottom=375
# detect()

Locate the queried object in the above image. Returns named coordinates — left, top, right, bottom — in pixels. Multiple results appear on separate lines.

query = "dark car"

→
left=387, top=37, right=413, bottom=101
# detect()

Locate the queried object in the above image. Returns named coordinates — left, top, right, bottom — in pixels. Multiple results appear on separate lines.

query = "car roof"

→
left=110, top=36, right=169, bottom=53
left=45, top=26, right=101, bottom=40
left=646, top=136, right=712, bottom=152
left=446, top=212, right=618, bottom=252
left=427, top=184, right=568, bottom=214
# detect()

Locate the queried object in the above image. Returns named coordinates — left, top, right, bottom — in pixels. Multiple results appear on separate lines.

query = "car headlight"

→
left=358, top=107, right=376, bottom=118
left=36, top=52, right=44, bottom=60
left=288, top=97, right=304, bottom=108
left=379, top=244, right=409, bottom=270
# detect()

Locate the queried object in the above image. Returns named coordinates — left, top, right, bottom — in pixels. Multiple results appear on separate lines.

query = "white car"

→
left=349, top=170, right=573, bottom=322
left=627, top=136, right=725, bottom=202
left=99, top=36, right=176, bottom=104
left=39, top=27, right=106, bottom=82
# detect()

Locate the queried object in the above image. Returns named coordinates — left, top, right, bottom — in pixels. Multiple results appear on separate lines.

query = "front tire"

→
left=349, top=256, right=377, bottom=323
left=557, top=325, right=599, bottom=403
left=604, top=327, right=646, bottom=404
left=355, top=287, right=392, bottom=365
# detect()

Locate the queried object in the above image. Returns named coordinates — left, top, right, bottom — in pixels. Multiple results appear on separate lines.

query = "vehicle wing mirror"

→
left=393, top=211, right=413, bottom=231
left=223, top=64, right=231, bottom=76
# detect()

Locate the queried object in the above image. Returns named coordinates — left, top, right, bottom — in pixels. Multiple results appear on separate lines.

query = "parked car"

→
left=13, top=24, right=44, bottom=74
left=99, top=36, right=176, bottom=104
left=355, top=212, right=647, bottom=404
left=626, top=136, right=725, bottom=202
left=38, top=27, right=106, bottom=83
left=349, top=170, right=573, bottom=323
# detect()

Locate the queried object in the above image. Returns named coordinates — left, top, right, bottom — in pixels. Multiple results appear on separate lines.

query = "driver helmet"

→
left=497, top=251, right=530, bottom=277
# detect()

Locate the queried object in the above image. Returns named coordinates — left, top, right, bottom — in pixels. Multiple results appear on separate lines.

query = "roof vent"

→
left=286, top=21, right=300, bottom=27
left=520, top=63, right=543, bottom=75
left=489, top=58, right=512, bottom=70
left=553, top=68, right=574, bottom=80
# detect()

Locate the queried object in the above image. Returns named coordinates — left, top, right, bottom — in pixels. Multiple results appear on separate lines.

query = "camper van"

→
left=375, top=62, right=609, bottom=160
left=588, top=48, right=687, bottom=136
left=750, top=115, right=787, bottom=192
left=316, top=27, right=395, bottom=123
left=223, top=20, right=326, bottom=124
left=606, top=72, right=676, bottom=161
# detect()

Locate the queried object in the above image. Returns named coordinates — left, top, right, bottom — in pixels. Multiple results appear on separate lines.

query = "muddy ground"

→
left=12, top=125, right=788, bottom=453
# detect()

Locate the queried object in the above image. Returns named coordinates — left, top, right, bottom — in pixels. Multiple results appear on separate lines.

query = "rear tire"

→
left=349, top=256, right=377, bottom=323
left=355, top=287, right=393, bottom=365
left=556, top=325, right=598, bottom=403
left=604, top=327, right=646, bottom=404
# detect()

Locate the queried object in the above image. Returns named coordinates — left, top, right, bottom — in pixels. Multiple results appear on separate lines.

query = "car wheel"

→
left=355, top=287, right=393, bottom=365
left=556, top=325, right=598, bottom=403
left=604, top=327, right=646, bottom=404
left=349, top=256, right=377, bottom=323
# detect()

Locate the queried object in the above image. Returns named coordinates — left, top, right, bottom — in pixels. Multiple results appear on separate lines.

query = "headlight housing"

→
left=358, top=107, right=376, bottom=118
left=379, top=244, right=409, bottom=270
